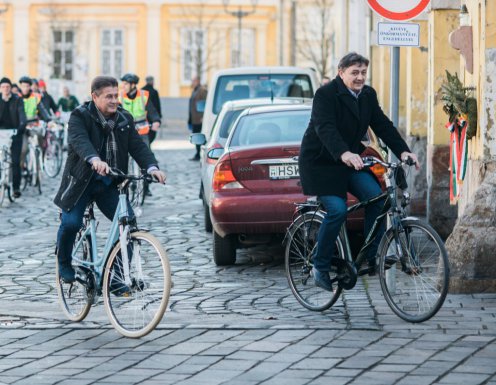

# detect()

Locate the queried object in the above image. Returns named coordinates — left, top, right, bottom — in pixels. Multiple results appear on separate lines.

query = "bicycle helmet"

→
left=19, top=76, right=33, bottom=85
left=121, top=73, right=139, bottom=84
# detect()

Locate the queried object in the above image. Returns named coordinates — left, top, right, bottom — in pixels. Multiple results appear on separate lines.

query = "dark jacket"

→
left=0, top=94, right=27, bottom=134
left=54, top=102, right=159, bottom=211
left=141, top=84, right=162, bottom=118
left=299, top=75, right=410, bottom=198
left=188, top=85, right=207, bottom=126
left=41, top=91, right=58, bottom=115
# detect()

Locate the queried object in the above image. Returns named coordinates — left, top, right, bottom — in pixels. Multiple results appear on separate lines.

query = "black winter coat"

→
left=0, top=94, right=27, bottom=134
left=299, top=75, right=410, bottom=198
left=54, top=102, right=158, bottom=211
left=142, top=84, right=162, bottom=118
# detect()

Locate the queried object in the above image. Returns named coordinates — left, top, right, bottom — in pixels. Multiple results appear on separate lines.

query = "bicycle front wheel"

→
left=44, top=139, right=63, bottom=178
left=285, top=212, right=343, bottom=311
left=103, top=231, right=171, bottom=338
left=56, top=234, right=93, bottom=322
left=378, top=219, right=450, bottom=323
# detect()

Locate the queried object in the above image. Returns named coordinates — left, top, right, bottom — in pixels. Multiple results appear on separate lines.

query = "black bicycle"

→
left=284, top=156, right=450, bottom=323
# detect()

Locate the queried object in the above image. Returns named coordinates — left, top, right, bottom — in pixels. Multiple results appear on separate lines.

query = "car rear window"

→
left=229, top=110, right=311, bottom=147
left=213, top=74, right=314, bottom=114
left=219, top=110, right=244, bottom=139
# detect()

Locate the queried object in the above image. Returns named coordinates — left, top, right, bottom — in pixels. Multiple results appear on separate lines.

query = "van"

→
left=201, top=66, right=319, bottom=138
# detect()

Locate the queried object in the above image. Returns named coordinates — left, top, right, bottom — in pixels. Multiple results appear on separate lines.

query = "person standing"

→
left=298, top=52, right=420, bottom=291
left=38, top=79, right=58, bottom=116
left=0, top=77, right=27, bottom=198
left=54, top=75, right=166, bottom=283
left=188, top=76, right=207, bottom=161
left=57, top=86, right=80, bottom=113
left=141, top=76, right=162, bottom=144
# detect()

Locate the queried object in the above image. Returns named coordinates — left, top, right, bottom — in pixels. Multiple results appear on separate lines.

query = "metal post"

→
left=290, top=0, right=296, bottom=65
left=238, top=7, right=242, bottom=66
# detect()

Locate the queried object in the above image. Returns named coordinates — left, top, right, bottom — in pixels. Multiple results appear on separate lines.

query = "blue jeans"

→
left=56, top=177, right=134, bottom=266
left=313, top=170, right=385, bottom=272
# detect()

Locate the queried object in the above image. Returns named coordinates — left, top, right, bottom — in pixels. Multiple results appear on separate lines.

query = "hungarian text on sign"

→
left=378, top=23, right=420, bottom=47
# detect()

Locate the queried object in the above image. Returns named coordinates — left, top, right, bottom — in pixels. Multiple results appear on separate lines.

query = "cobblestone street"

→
left=0, top=127, right=495, bottom=385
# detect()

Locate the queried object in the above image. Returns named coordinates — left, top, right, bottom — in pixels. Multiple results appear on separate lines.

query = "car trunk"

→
left=228, top=145, right=301, bottom=194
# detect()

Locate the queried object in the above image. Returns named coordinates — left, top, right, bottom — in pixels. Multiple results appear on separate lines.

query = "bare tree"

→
left=296, top=0, right=334, bottom=80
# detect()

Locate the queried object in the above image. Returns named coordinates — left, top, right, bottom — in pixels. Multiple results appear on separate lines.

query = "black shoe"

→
left=145, top=189, right=152, bottom=197
left=189, top=155, right=200, bottom=161
left=13, top=190, right=21, bottom=199
left=384, top=254, right=399, bottom=270
left=109, top=279, right=132, bottom=297
left=312, top=267, right=333, bottom=291
left=59, top=264, right=76, bottom=283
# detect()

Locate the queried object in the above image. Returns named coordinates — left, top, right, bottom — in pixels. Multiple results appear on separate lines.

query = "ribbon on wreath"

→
left=446, top=113, right=469, bottom=204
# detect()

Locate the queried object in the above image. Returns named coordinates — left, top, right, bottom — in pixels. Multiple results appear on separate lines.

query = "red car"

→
left=209, top=104, right=386, bottom=265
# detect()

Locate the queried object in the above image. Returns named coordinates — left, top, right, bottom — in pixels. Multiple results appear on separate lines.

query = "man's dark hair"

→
left=338, top=52, right=369, bottom=71
left=91, top=76, right=118, bottom=95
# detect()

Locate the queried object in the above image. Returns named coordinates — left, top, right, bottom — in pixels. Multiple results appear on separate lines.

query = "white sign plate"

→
left=377, top=22, right=420, bottom=47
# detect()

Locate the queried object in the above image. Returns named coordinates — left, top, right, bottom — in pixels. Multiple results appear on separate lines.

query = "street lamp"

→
left=223, top=0, right=258, bottom=67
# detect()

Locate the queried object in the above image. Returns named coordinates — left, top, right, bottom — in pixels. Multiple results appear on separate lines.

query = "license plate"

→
left=269, top=164, right=299, bottom=179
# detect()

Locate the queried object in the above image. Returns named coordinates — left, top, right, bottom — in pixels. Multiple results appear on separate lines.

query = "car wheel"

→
left=204, top=201, right=213, bottom=233
left=213, top=230, right=236, bottom=265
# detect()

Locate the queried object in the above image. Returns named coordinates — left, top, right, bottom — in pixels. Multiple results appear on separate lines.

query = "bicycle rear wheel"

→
left=103, top=231, right=171, bottom=338
left=285, top=212, right=343, bottom=311
left=56, top=234, right=93, bottom=322
left=44, top=139, right=63, bottom=178
left=378, top=219, right=450, bottom=323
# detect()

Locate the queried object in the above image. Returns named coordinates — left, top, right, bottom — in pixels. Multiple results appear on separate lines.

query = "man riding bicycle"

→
left=54, top=76, right=166, bottom=284
left=0, top=77, right=27, bottom=198
left=298, top=52, right=420, bottom=292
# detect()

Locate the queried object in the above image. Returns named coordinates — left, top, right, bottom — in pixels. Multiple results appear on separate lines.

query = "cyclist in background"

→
left=0, top=77, right=27, bottom=198
left=54, top=76, right=166, bottom=283
left=120, top=73, right=161, bottom=196
left=38, top=79, right=59, bottom=117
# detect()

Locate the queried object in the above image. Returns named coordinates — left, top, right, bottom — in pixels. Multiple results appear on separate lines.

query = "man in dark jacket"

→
left=38, top=79, right=58, bottom=116
left=54, top=76, right=166, bottom=283
left=0, top=77, right=27, bottom=198
left=299, top=52, right=419, bottom=291
left=142, top=76, right=162, bottom=144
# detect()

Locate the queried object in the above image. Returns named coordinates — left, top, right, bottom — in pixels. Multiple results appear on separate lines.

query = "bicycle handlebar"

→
left=362, top=156, right=416, bottom=169
left=108, top=168, right=159, bottom=183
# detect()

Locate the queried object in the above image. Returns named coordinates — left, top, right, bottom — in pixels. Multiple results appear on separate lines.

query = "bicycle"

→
left=43, top=120, right=64, bottom=178
left=128, top=158, right=145, bottom=208
left=56, top=169, right=171, bottom=338
left=21, top=121, right=45, bottom=194
left=0, top=129, right=17, bottom=205
left=284, top=156, right=450, bottom=323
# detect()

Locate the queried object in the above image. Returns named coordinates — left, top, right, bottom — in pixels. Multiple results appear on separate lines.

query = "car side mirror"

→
left=190, top=133, right=206, bottom=146
left=207, top=148, right=224, bottom=160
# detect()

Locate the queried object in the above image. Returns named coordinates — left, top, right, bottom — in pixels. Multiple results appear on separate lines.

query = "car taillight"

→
left=369, top=163, right=387, bottom=179
left=212, top=160, right=243, bottom=191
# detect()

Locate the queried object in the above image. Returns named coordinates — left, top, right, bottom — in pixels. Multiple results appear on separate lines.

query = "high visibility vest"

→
left=23, top=93, right=42, bottom=121
left=119, top=90, right=150, bottom=135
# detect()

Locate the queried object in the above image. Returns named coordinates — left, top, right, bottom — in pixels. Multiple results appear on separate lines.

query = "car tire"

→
left=213, top=231, right=236, bottom=265
left=204, top=201, right=213, bottom=233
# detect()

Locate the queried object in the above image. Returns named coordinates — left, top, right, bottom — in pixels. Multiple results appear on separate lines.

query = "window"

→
left=181, top=28, right=206, bottom=84
left=53, top=30, right=75, bottom=80
left=101, top=29, right=124, bottom=78
left=230, top=29, right=255, bottom=67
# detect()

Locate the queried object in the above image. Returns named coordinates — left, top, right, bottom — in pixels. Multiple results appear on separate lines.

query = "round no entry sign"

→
left=367, top=0, right=430, bottom=21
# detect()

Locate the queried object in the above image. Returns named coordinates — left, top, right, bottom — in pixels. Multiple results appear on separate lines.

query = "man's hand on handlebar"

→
left=149, top=169, right=166, bottom=184
left=341, top=151, right=364, bottom=170
left=400, top=152, right=421, bottom=170
left=92, top=159, right=110, bottom=176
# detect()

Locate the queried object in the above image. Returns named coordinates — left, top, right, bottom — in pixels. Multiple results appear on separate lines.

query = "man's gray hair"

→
left=145, top=76, right=154, bottom=83
left=338, top=52, right=369, bottom=71
left=91, top=76, right=118, bottom=95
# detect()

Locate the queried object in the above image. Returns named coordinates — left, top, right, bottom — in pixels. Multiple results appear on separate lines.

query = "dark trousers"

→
left=11, top=133, right=22, bottom=191
left=56, top=178, right=134, bottom=265
left=192, top=124, right=202, bottom=156
left=314, top=170, right=385, bottom=272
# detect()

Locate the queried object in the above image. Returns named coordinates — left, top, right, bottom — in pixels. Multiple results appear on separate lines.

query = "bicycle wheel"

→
left=56, top=234, right=93, bottom=322
left=378, top=219, right=450, bottom=323
left=35, top=148, right=42, bottom=194
left=44, top=139, right=63, bottom=178
left=0, top=158, right=6, bottom=205
left=285, top=212, right=343, bottom=311
left=21, top=150, right=32, bottom=191
left=103, top=231, right=171, bottom=338
left=128, top=160, right=144, bottom=208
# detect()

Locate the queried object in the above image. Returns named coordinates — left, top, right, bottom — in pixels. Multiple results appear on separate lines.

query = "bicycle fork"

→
left=119, top=224, right=132, bottom=286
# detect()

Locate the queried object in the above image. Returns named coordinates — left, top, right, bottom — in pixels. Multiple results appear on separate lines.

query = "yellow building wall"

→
left=1, top=5, right=14, bottom=77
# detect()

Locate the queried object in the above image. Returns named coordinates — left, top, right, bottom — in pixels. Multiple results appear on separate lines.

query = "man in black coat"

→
left=141, top=75, right=162, bottom=144
left=54, top=76, right=166, bottom=283
left=299, top=52, right=419, bottom=291
left=0, top=77, right=27, bottom=198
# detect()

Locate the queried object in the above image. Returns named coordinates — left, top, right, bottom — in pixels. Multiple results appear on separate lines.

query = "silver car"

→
left=190, top=97, right=310, bottom=232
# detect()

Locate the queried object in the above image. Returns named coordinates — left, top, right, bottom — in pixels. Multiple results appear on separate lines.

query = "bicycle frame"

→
left=71, top=191, right=131, bottom=286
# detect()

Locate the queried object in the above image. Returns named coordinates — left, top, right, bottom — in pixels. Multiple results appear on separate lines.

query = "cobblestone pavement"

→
left=0, top=127, right=495, bottom=385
